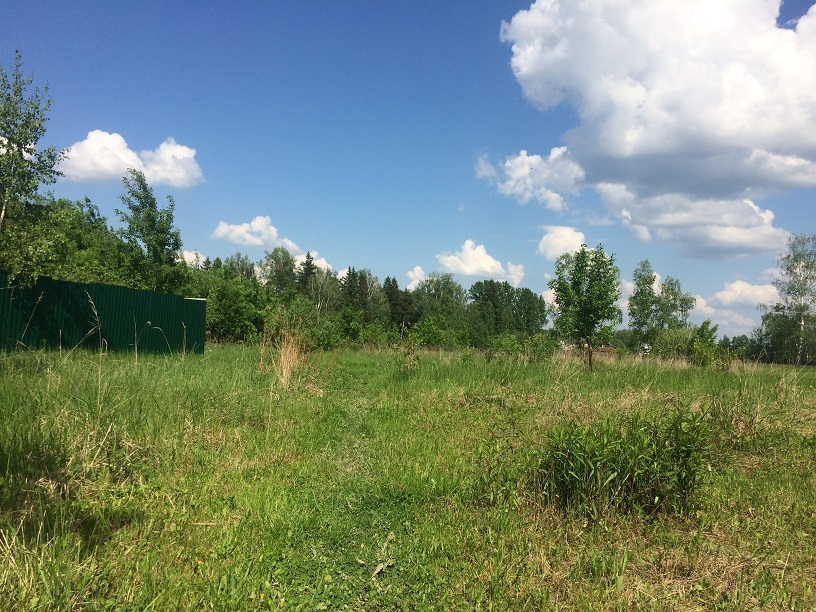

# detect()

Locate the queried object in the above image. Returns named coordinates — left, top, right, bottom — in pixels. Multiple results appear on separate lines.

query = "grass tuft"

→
left=534, top=406, right=709, bottom=519
left=263, top=306, right=310, bottom=391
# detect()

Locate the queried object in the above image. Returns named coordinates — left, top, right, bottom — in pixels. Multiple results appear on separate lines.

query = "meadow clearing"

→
left=1, top=345, right=815, bottom=610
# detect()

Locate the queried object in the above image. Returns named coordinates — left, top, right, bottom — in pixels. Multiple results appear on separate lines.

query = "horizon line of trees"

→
left=3, top=51, right=815, bottom=364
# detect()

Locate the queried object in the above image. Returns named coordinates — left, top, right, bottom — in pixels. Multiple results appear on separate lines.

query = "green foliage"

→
left=410, top=314, right=463, bottom=349
left=185, top=265, right=262, bottom=343
left=339, top=267, right=389, bottom=330
left=0, top=195, right=127, bottom=283
left=627, top=259, right=659, bottom=348
left=258, top=247, right=297, bottom=298
left=486, top=332, right=523, bottom=362
left=627, top=259, right=696, bottom=351
left=652, top=327, right=693, bottom=360
left=534, top=407, right=709, bottom=518
left=756, top=305, right=816, bottom=364
left=549, top=244, right=622, bottom=348
left=689, top=320, right=720, bottom=366
left=223, top=252, right=255, bottom=280
left=657, top=277, right=695, bottom=329
left=651, top=320, right=722, bottom=365
left=382, top=275, right=417, bottom=331
left=115, top=169, right=185, bottom=294
left=359, top=321, right=393, bottom=348
left=468, top=280, right=548, bottom=347
left=757, top=234, right=816, bottom=364
left=412, top=273, right=468, bottom=344
left=0, top=51, right=66, bottom=232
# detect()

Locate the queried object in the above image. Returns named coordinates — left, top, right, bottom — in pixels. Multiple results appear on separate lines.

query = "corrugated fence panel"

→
left=0, top=271, right=25, bottom=351
left=182, top=298, right=207, bottom=354
left=0, top=271, right=205, bottom=354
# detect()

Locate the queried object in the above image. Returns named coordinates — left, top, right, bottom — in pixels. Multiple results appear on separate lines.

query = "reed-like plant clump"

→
left=534, top=406, right=709, bottom=518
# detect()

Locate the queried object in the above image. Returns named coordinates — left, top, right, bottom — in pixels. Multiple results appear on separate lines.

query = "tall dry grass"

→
left=261, top=305, right=309, bottom=390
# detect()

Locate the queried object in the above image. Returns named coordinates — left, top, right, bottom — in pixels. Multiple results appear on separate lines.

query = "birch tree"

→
left=0, top=51, right=66, bottom=232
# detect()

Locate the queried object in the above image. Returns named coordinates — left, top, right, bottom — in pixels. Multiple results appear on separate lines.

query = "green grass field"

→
left=2, top=345, right=815, bottom=609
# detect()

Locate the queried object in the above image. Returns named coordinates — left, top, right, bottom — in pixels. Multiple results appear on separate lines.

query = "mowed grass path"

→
left=1, top=345, right=815, bottom=609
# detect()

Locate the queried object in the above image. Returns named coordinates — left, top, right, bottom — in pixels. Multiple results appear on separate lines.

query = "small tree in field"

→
left=549, top=244, right=622, bottom=367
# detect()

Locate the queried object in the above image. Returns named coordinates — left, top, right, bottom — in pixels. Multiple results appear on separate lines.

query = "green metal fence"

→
left=0, top=271, right=205, bottom=354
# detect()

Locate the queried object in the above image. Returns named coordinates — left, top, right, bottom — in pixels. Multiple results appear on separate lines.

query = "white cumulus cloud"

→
left=181, top=250, right=206, bottom=267
left=541, top=287, right=556, bottom=306
left=712, top=279, right=780, bottom=307
left=210, top=215, right=302, bottom=254
left=496, top=0, right=816, bottom=257
left=436, top=239, right=525, bottom=286
left=406, top=266, right=426, bottom=291
left=690, top=295, right=758, bottom=337
left=597, top=186, right=790, bottom=257
left=537, top=226, right=586, bottom=260
left=60, top=130, right=203, bottom=188
left=477, top=147, right=584, bottom=211
left=294, top=251, right=332, bottom=271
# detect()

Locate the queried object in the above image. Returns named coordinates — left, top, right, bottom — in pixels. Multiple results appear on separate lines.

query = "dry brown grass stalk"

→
left=263, top=306, right=309, bottom=391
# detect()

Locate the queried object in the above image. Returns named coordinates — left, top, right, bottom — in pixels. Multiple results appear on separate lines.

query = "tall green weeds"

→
left=534, top=406, right=709, bottom=519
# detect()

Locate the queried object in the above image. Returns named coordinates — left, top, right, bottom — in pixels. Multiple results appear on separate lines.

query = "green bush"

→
left=652, top=328, right=692, bottom=360
left=534, top=406, right=709, bottom=519
left=486, top=332, right=523, bottom=362
left=523, top=332, right=558, bottom=363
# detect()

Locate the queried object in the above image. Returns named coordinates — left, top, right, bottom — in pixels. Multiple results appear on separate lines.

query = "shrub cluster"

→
left=533, top=406, right=709, bottom=519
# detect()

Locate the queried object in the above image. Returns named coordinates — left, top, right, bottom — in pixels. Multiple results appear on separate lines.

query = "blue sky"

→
left=4, top=0, right=816, bottom=336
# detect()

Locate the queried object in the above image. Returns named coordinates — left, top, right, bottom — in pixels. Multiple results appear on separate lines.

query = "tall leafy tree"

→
left=414, top=273, right=467, bottom=320
left=412, top=273, right=468, bottom=347
left=628, top=259, right=659, bottom=348
left=628, top=259, right=695, bottom=350
left=469, top=280, right=514, bottom=336
left=259, top=247, right=297, bottom=297
left=115, top=169, right=185, bottom=294
left=759, top=233, right=816, bottom=364
left=344, top=268, right=388, bottom=324
left=383, top=276, right=417, bottom=332
left=1, top=51, right=67, bottom=233
left=224, top=252, right=256, bottom=280
left=310, top=267, right=341, bottom=320
left=657, top=277, right=695, bottom=329
left=514, top=286, right=549, bottom=335
left=549, top=244, right=622, bottom=349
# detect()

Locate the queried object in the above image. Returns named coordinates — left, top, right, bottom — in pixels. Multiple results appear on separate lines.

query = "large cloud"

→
left=712, top=279, right=780, bottom=307
left=61, top=130, right=204, bottom=188
left=598, top=186, right=790, bottom=256
left=536, top=225, right=585, bottom=260
left=436, top=239, right=525, bottom=286
left=493, top=0, right=816, bottom=257
left=210, top=215, right=302, bottom=254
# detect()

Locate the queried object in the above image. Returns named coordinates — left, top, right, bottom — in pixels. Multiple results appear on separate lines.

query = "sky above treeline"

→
left=4, top=0, right=816, bottom=337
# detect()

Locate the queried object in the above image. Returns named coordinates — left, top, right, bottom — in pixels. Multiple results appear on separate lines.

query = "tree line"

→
left=2, top=52, right=815, bottom=363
